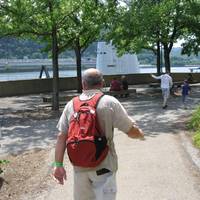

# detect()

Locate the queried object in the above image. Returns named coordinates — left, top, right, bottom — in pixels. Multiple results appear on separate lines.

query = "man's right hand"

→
left=52, top=167, right=67, bottom=185
left=127, top=126, right=145, bottom=140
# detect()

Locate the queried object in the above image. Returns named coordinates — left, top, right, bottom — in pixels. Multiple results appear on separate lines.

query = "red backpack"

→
left=66, top=93, right=109, bottom=168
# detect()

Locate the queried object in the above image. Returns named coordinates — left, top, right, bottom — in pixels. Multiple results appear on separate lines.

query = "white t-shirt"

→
left=57, top=89, right=134, bottom=172
left=152, top=74, right=173, bottom=89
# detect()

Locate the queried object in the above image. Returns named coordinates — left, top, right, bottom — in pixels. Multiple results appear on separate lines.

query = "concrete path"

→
left=1, top=86, right=200, bottom=199
left=36, top=88, right=200, bottom=200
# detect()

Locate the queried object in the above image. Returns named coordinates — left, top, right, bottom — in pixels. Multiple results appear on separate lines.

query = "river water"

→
left=0, top=66, right=198, bottom=81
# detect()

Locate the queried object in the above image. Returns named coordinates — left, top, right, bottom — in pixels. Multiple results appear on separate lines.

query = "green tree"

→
left=106, top=0, right=190, bottom=73
left=0, top=0, right=74, bottom=110
left=158, top=0, right=187, bottom=72
left=182, top=0, right=200, bottom=56
left=0, top=0, right=109, bottom=108
left=58, top=0, right=107, bottom=92
left=105, top=0, right=162, bottom=73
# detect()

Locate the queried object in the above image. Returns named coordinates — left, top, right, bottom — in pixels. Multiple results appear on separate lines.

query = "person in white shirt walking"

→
left=151, top=71, right=173, bottom=109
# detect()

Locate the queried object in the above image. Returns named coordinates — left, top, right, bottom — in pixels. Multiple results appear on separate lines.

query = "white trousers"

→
left=161, top=88, right=170, bottom=106
left=73, top=169, right=117, bottom=200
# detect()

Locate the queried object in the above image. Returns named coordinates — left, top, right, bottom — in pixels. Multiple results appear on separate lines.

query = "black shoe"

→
left=162, top=105, right=168, bottom=109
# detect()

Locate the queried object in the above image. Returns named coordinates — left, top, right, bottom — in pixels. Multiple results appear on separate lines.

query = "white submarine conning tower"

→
left=96, top=41, right=140, bottom=75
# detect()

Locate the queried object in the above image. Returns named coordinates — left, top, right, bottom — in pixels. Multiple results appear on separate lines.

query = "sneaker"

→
left=162, top=105, right=168, bottom=109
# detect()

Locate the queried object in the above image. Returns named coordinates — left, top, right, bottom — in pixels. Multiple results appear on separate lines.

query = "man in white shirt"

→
left=52, top=68, right=144, bottom=200
left=151, top=71, right=173, bottom=109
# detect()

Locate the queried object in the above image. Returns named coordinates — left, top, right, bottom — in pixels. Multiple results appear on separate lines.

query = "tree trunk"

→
left=156, top=41, right=161, bottom=75
left=163, top=44, right=171, bottom=73
left=75, top=41, right=82, bottom=93
left=52, top=28, right=59, bottom=111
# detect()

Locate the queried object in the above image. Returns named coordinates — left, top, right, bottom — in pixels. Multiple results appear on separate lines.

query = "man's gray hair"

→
left=82, top=69, right=104, bottom=88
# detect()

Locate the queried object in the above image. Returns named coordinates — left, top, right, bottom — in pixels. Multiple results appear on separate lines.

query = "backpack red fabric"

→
left=66, top=93, right=109, bottom=168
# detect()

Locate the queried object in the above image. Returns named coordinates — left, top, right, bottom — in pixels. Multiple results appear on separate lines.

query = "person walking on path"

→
left=52, top=68, right=144, bottom=200
left=151, top=71, right=173, bottom=109
left=181, top=79, right=191, bottom=109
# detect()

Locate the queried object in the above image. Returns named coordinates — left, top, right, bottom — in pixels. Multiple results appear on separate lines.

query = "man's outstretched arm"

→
left=151, top=74, right=161, bottom=80
left=111, top=98, right=145, bottom=139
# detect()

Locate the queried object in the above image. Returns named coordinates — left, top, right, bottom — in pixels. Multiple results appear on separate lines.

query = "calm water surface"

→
left=0, top=67, right=198, bottom=81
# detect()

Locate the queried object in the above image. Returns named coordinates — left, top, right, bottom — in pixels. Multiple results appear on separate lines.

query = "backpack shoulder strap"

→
left=89, top=93, right=104, bottom=108
left=73, top=93, right=104, bottom=112
left=91, top=93, right=104, bottom=135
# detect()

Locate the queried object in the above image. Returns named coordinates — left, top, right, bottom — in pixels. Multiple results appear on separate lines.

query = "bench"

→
left=104, top=88, right=136, bottom=97
left=42, top=88, right=136, bottom=103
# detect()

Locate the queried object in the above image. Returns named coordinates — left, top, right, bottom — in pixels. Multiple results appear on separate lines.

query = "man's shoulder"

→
left=98, top=94, right=121, bottom=107
left=163, top=74, right=172, bottom=79
left=101, top=94, right=119, bottom=102
left=63, top=98, right=74, bottom=110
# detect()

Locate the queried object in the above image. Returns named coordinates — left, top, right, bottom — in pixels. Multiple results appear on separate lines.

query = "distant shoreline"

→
left=0, top=65, right=93, bottom=73
left=0, top=64, right=199, bottom=74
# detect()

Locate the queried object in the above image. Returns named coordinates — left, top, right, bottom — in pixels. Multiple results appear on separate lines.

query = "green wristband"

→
left=52, top=162, right=64, bottom=167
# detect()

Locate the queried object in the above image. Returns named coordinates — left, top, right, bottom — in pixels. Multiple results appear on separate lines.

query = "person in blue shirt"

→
left=182, top=79, right=191, bottom=109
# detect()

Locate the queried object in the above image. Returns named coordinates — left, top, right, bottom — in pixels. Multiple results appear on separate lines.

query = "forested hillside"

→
left=0, top=38, right=200, bottom=66
left=0, top=38, right=97, bottom=59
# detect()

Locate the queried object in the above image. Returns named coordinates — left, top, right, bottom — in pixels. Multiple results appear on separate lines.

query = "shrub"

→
left=187, top=106, right=200, bottom=131
left=193, top=130, right=200, bottom=148
left=188, top=105, right=200, bottom=149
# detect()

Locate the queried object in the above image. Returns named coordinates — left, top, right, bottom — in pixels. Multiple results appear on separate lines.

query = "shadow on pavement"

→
left=119, top=91, right=200, bottom=137
left=0, top=86, right=200, bottom=156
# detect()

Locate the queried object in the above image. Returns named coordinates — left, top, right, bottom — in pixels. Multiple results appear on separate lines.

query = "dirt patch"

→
left=0, top=148, right=52, bottom=200
left=0, top=105, right=60, bottom=200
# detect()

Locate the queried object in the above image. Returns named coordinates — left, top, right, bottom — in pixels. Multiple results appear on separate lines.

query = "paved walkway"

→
left=1, top=85, right=200, bottom=199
